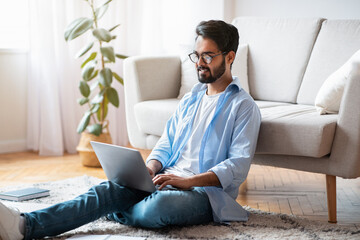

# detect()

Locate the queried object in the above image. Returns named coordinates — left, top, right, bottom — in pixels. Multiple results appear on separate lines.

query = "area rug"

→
left=1, top=176, right=359, bottom=239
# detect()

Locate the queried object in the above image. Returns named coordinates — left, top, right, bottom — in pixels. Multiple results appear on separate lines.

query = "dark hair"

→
left=195, top=20, right=239, bottom=54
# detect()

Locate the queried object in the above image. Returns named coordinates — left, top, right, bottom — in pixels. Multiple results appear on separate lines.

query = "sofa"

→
left=123, top=17, right=360, bottom=223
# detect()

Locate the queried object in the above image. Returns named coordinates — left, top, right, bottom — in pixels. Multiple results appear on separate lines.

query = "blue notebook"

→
left=0, top=188, right=50, bottom=201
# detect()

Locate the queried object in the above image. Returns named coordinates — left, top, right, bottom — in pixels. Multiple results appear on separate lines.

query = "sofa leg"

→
left=326, top=174, right=337, bottom=223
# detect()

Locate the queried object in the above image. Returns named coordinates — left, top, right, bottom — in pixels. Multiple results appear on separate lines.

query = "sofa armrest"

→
left=329, top=62, right=360, bottom=178
left=123, top=56, right=181, bottom=149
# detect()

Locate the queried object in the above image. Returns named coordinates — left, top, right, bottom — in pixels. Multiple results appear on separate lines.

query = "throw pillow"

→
left=177, top=44, right=249, bottom=99
left=232, top=44, right=249, bottom=93
left=315, top=48, right=360, bottom=114
left=177, top=51, right=198, bottom=99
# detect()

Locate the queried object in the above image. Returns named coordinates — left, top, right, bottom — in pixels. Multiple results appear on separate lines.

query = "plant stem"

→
left=90, top=0, right=106, bottom=127
left=90, top=0, right=98, bottom=28
left=87, top=102, right=97, bottom=124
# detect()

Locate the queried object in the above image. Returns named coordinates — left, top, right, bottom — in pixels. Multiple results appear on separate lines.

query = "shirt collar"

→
left=191, top=76, right=242, bottom=94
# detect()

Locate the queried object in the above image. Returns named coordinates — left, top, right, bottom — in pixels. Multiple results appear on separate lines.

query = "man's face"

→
left=194, top=36, right=226, bottom=84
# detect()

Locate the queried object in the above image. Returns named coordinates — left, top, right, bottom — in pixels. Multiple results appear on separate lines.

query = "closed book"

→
left=0, top=188, right=50, bottom=201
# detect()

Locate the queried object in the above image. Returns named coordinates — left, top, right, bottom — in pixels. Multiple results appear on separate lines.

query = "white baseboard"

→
left=0, top=139, right=27, bottom=154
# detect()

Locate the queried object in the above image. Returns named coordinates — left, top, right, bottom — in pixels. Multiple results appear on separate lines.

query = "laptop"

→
left=90, top=141, right=157, bottom=193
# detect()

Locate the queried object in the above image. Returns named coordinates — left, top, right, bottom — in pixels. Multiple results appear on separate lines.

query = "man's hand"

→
left=153, top=171, right=221, bottom=190
left=147, top=167, right=156, bottom=178
left=152, top=174, right=193, bottom=190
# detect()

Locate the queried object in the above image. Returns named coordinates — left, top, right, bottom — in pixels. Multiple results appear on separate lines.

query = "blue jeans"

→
left=22, top=181, right=213, bottom=239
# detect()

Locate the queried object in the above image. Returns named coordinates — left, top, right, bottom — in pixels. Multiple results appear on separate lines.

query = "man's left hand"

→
left=152, top=174, right=193, bottom=190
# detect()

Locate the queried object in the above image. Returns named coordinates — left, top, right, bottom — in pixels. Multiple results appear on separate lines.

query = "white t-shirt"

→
left=164, top=91, right=222, bottom=177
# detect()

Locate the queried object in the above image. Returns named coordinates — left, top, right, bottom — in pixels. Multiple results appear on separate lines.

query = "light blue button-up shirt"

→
left=147, top=76, right=261, bottom=223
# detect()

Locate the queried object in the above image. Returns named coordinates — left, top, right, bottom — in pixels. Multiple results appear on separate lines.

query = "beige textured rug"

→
left=1, top=176, right=359, bottom=239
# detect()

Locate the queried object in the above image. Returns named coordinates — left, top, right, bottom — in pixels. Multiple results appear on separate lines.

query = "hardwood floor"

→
left=0, top=150, right=359, bottom=227
left=238, top=165, right=360, bottom=226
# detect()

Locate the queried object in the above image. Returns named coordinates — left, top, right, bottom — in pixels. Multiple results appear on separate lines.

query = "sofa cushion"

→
left=315, top=49, right=360, bottom=114
left=177, top=48, right=197, bottom=99
left=232, top=17, right=323, bottom=103
left=255, top=101, right=338, bottom=157
left=229, top=44, right=250, bottom=94
left=134, top=99, right=180, bottom=136
left=255, top=100, right=289, bottom=108
left=297, top=20, right=360, bottom=105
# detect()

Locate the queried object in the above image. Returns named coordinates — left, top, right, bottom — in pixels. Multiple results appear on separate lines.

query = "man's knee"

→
left=90, top=181, right=112, bottom=195
left=130, top=192, right=172, bottom=228
left=131, top=191, right=191, bottom=228
left=85, top=181, right=126, bottom=205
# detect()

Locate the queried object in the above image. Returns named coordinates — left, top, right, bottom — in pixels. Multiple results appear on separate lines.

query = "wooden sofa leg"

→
left=326, top=174, right=337, bottom=223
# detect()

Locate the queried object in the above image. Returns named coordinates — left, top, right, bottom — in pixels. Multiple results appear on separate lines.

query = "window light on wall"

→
left=0, top=0, right=29, bottom=50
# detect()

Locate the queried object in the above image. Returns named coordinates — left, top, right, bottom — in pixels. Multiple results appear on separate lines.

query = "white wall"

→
left=233, top=0, right=360, bottom=19
left=0, top=50, right=28, bottom=153
left=138, top=0, right=229, bottom=55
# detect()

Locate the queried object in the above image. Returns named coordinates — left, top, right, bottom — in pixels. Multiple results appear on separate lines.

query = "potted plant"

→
left=64, top=0, right=126, bottom=167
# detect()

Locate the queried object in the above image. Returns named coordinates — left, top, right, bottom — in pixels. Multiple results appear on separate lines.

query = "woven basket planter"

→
left=76, top=132, right=112, bottom=167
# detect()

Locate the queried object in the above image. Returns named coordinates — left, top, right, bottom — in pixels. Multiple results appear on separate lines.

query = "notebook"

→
left=0, top=187, right=50, bottom=201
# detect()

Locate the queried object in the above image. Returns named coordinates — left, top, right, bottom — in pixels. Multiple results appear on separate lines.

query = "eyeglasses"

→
left=188, top=52, right=227, bottom=64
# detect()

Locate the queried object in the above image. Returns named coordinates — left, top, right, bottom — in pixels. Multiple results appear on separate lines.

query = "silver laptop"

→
left=90, top=141, right=156, bottom=193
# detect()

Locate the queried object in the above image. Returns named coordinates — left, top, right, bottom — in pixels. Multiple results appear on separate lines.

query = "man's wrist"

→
left=188, top=171, right=221, bottom=187
left=146, top=159, right=162, bottom=174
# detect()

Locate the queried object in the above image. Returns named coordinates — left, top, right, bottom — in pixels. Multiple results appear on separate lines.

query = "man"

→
left=0, top=20, right=261, bottom=240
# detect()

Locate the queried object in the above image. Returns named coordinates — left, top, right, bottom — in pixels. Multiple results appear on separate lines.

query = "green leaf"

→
left=115, top=54, right=128, bottom=59
left=91, top=88, right=105, bottom=104
left=77, top=111, right=91, bottom=133
left=95, top=4, right=109, bottom=20
left=64, top=17, right=93, bottom=41
left=112, top=72, right=124, bottom=85
left=88, top=70, right=99, bottom=81
left=81, top=52, right=97, bottom=68
left=92, top=94, right=104, bottom=104
left=75, top=42, right=94, bottom=59
left=77, top=98, right=89, bottom=105
left=87, top=123, right=102, bottom=136
left=100, top=46, right=115, bottom=62
left=90, top=81, right=99, bottom=91
left=92, top=28, right=112, bottom=42
left=79, top=81, right=90, bottom=97
left=82, top=60, right=96, bottom=81
left=64, top=18, right=85, bottom=40
left=99, top=68, right=113, bottom=87
left=108, top=24, right=120, bottom=32
left=90, top=104, right=100, bottom=113
left=97, top=96, right=109, bottom=121
left=106, top=87, right=119, bottom=107
left=102, top=0, right=113, bottom=6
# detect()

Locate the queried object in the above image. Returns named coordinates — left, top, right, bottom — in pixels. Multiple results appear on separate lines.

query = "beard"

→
left=197, top=58, right=226, bottom=84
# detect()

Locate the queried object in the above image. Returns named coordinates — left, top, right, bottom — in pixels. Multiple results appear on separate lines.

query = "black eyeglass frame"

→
left=188, top=51, right=228, bottom=64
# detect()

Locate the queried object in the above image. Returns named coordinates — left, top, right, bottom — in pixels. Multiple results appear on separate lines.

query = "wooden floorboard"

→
left=0, top=150, right=359, bottom=227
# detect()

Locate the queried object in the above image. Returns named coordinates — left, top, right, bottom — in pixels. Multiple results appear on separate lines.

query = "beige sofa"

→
left=123, top=17, right=360, bottom=223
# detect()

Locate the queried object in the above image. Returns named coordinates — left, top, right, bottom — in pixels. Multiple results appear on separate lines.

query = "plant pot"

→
left=76, top=132, right=112, bottom=167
